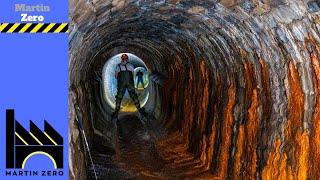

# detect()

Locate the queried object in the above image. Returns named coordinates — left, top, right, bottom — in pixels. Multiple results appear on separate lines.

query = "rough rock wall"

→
left=69, top=0, right=320, bottom=179
left=69, top=92, right=87, bottom=180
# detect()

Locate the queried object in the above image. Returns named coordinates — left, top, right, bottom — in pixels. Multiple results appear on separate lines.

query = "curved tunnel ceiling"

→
left=69, top=0, right=320, bottom=179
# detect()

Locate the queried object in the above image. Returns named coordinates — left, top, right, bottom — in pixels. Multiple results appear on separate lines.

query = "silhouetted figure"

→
left=136, top=70, right=145, bottom=88
left=112, top=54, right=146, bottom=118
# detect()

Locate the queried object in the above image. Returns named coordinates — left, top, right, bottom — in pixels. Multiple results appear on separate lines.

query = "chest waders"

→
left=114, top=63, right=142, bottom=115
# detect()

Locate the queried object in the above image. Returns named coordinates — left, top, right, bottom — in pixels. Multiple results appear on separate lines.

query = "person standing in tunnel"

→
left=112, top=54, right=147, bottom=118
left=136, top=70, right=145, bottom=88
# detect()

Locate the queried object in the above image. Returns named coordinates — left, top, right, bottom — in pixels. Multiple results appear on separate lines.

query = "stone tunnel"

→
left=68, top=0, right=320, bottom=179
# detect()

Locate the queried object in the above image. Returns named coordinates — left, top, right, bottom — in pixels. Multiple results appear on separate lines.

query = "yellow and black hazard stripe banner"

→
left=0, top=23, right=68, bottom=33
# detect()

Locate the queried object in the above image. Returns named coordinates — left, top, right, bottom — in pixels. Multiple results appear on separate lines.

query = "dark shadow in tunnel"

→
left=116, top=114, right=152, bottom=143
left=115, top=114, right=165, bottom=176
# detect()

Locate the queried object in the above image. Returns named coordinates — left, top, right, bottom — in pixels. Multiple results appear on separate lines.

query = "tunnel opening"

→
left=69, top=1, right=320, bottom=179
left=102, top=53, right=151, bottom=113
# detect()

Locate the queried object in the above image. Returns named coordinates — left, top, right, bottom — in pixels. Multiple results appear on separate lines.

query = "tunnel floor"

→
left=88, top=114, right=213, bottom=179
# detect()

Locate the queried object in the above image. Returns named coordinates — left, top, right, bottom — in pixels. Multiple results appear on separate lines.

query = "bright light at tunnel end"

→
left=102, top=53, right=150, bottom=112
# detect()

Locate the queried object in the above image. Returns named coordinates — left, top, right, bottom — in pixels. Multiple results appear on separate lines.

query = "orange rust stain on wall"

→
left=233, top=59, right=260, bottom=179
left=243, top=59, right=260, bottom=179
left=295, top=131, right=309, bottom=180
left=262, top=139, right=294, bottom=180
left=216, top=82, right=235, bottom=178
left=233, top=125, right=245, bottom=179
left=285, top=61, right=305, bottom=140
left=245, top=89, right=259, bottom=178
left=263, top=60, right=310, bottom=180
left=308, top=40, right=320, bottom=178
left=286, top=61, right=308, bottom=180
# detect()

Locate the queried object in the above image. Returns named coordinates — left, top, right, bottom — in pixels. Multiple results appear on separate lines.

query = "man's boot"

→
left=111, top=110, right=118, bottom=119
left=112, top=100, right=121, bottom=118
